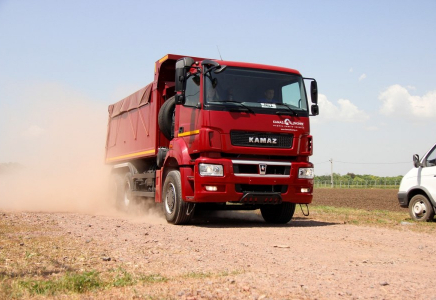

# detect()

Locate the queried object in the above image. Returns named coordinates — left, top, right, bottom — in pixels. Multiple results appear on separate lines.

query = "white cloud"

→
left=349, top=67, right=353, bottom=73
left=22, top=125, right=45, bottom=138
left=365, top=126, right=378, bottom=131
left=379, top=84, right=436, bottom=119
left=359, top=73, right=367, bottom=81
left=315, top=94, right=369, bottom=123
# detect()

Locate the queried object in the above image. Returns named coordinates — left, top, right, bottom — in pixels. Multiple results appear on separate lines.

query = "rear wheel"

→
left=260, top=203, right=296, bottom=224
left=408, top=194, right=435, bottom=222
left=112, top=172, right=135, bottom=212
left=163, top=170, right=192, bottom=225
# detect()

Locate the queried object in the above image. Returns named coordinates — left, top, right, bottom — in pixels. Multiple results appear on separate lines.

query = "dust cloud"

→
left=0, top=83, right=163, bottom=223
left=0, top=83, right=266, bottom=225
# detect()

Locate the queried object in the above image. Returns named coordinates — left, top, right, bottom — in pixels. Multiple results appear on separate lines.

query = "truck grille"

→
left=232, top=160, right=291, bottom=177
left=230, top=131, right=293, bottom=148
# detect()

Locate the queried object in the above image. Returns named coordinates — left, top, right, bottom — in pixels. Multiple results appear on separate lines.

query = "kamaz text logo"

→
left=273, top=119, right=304, bottom=126
left=248, top=137, right=278, bottom=144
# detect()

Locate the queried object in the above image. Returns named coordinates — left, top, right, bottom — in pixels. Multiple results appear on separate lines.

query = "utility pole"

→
left=330, top=158, right=334, bottom=188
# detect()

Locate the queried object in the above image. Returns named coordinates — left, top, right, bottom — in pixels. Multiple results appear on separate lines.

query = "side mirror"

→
left=310, top=80, right=318, bottom=104
left=175, top=57, right=195, bottom=93
left=311, top=104, right=319, bottom=116
left=413, top=154, right=421, bottom=168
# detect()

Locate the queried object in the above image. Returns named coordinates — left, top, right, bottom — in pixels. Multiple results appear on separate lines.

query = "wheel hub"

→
left=413, top=201, right=426, bottom=216
left=123, top=193, right=130, bottom=206
left=165, top=183, right=176, bottom=214
left=124, top=181, right=131, bottom=207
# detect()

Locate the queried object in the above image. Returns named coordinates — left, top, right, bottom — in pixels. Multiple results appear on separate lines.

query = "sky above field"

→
left=1, top=0, right=435, bottom=177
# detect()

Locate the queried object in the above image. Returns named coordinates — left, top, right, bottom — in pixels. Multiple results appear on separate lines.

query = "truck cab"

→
left=398, top=143, right=436, bottom=221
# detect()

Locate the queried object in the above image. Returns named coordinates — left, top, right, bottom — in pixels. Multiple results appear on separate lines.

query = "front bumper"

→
left=398, top=191, right=408, bottom=208
left=191, top=157, right=313, bottom=204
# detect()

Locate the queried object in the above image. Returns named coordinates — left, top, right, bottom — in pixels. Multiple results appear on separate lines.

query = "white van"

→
left=398, top=143, right=436, bottom=221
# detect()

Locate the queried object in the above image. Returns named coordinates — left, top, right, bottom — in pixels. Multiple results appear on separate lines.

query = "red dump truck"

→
left=105, top=54, right=319, bottom=224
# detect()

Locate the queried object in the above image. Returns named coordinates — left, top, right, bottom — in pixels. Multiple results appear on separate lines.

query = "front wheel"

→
left=408, top=194, right=435, bottom=222
left=162, top=170, right=192, bottom=225
left=260, top=202, right=296, bottom=224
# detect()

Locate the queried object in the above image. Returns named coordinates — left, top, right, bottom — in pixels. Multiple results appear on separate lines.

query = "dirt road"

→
left=3, top=207, right=436, bottom=299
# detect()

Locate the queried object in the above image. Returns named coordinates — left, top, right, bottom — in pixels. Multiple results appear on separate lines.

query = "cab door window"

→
left=425, top=146, right=436, bottom=167
left=184, top=75, right=200, bottom=107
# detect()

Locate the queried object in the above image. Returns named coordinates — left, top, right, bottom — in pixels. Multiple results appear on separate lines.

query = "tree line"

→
left=315, top=173, right=403, bottom=183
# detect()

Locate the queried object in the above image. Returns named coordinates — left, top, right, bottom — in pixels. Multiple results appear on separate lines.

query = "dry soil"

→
left=2, top=188, right=436, bottom=299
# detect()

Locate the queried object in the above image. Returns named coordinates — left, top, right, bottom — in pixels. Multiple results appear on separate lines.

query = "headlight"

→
left=199, top=163, right=223, bottom=176
left=298, top=168, right=314, bottom=179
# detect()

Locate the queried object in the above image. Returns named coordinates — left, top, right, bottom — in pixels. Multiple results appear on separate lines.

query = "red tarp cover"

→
left=108, top=83, right=152, bottom=118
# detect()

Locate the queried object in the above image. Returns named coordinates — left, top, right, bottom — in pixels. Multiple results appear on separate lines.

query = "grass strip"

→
left=310, top=205, right=436, bottom=232
left=1, top=268, right=170, bottom=298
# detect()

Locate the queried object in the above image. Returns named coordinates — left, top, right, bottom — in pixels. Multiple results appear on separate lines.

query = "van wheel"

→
left=260, top=203, right=296, bottom=224
left=408, top=194, right=435, bottom=222
left=158, top=96, right=175, bottom=140
left=163, top=170, right=192, bottom=225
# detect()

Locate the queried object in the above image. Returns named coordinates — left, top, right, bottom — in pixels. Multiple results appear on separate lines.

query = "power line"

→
left=313, top=160, right=410, bottom=165
left=334, top=160, right=410, bottom=165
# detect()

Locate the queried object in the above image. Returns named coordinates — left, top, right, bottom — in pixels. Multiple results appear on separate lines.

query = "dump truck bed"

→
left=105, top=83, right=159, bottom=164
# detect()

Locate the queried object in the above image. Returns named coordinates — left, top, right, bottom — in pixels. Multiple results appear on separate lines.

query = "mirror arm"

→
left=201, top=60, right=227, bottom=75
left=201, top=59, right=220, bottom=68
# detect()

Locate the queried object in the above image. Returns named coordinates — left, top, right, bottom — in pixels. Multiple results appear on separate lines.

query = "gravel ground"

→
left=2, top=192, right=436, bottom=300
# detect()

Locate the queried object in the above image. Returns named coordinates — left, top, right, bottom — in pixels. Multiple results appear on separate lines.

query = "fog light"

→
left=205, top=186, right=218, bottom=191
left=301, top=188, right=310, bottom=193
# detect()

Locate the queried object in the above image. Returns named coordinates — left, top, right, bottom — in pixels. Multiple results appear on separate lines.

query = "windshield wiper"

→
left=214, top=101, right=255, bottom=114
left=275, top=103, right=298, bottom=116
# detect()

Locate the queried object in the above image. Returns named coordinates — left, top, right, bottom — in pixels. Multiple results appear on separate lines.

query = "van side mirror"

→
left=413, top=154, right=421, bottom=168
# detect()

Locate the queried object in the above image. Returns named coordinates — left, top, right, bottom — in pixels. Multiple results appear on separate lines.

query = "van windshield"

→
left=204, top=67, right=308, bottom=115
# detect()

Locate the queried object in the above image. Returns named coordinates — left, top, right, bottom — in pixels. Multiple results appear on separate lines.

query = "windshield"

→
left=204, top=67, right=308, bottom=114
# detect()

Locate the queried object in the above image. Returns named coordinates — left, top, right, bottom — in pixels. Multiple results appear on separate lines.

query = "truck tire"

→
left=156, top=148, right=168, bottom=169
left=112, top=172, right=135, bottom=212
left=162, top=170, right=192, bottom=225
left=260, top=202, right=296, bottom=224
left=158, top=96, right=176, bottom=140
left=408, top=194, right=435, bottom=222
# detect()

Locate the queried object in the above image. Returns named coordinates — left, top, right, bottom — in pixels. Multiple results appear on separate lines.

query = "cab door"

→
left=175, top=72, right=202, bottom=153
left=419, top=145, right=436, bottom=201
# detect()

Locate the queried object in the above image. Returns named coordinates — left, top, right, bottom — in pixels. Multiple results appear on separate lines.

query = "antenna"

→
left=216, top=45, right=223, bottom=60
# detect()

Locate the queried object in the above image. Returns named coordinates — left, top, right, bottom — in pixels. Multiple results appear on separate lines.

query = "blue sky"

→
left=1, top=0, right=435, bottom=177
